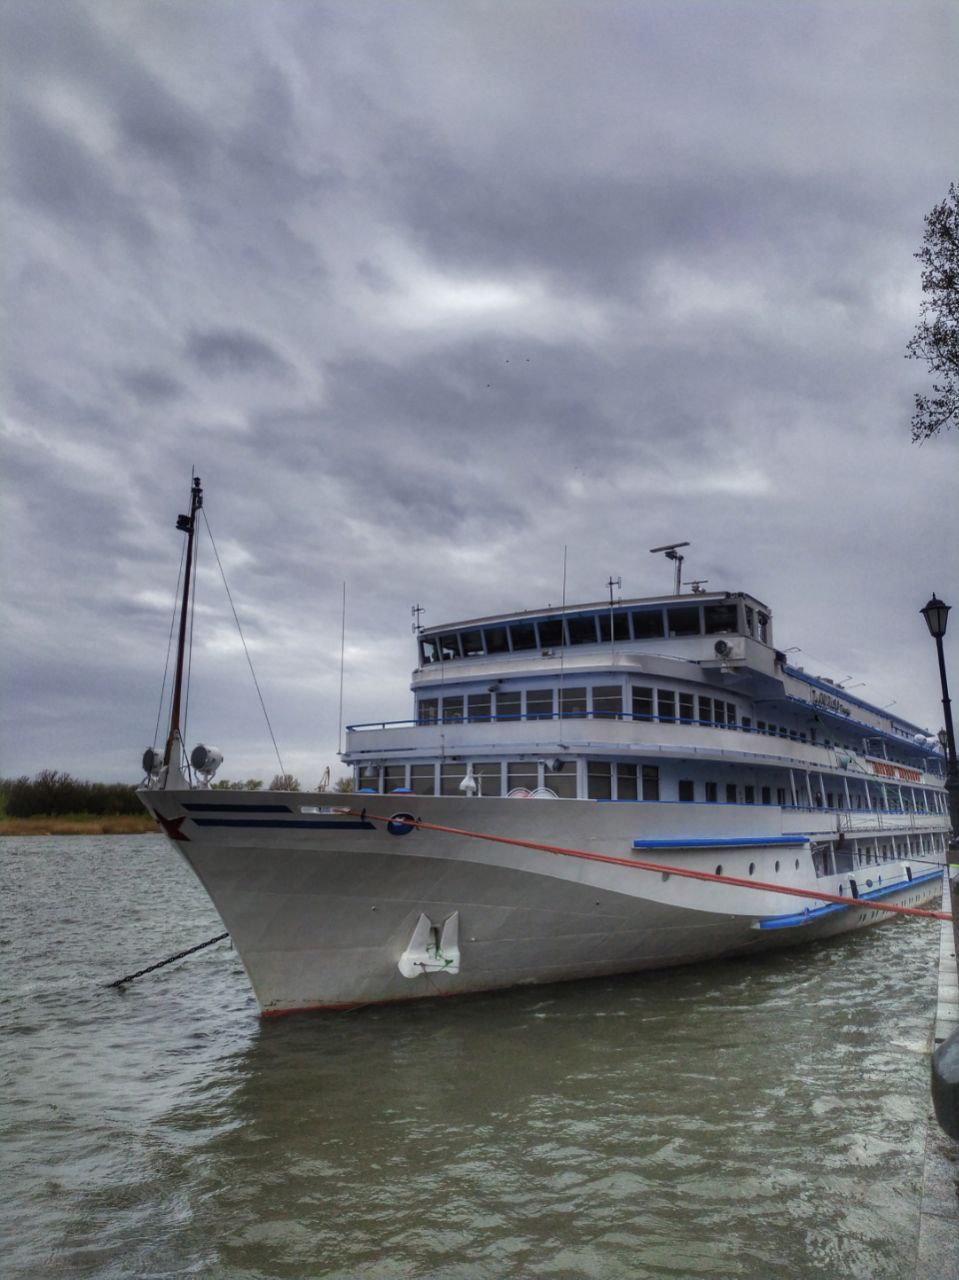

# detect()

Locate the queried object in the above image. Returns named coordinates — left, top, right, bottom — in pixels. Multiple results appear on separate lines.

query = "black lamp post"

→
left=921, top=593, right=959, bottom=843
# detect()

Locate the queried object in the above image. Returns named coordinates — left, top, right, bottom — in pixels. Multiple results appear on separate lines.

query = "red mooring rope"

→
left=341, top=808, right=951, bottom=922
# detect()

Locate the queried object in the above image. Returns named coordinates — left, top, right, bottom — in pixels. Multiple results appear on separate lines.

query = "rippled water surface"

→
left=0, top=835, right=940, bottom=1279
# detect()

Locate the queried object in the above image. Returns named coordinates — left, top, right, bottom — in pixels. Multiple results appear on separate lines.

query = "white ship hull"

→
left=142, top=790, right=944, bottom=1015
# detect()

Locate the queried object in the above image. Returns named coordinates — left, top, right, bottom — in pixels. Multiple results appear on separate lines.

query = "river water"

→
left=0, top=834, right=940, bottom=1279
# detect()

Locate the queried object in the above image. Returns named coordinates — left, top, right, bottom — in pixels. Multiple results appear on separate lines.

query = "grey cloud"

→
left=6, top=106, right=153, bottom=246
left=185, top=329, right=292, bottom=379
left=120, top=368, right=184, bottom=404
left=2, top=0, right=957, bottom=782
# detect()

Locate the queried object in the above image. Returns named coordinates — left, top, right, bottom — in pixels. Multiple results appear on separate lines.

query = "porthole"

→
left=748, top=862, right=755, bottom=876
left=715, top=864, right=723, bottom=877
left=775, top=860, right=780, bottom=873
left=795, top=858, right=800, bottom=869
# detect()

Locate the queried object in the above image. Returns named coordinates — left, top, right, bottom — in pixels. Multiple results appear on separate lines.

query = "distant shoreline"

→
left=0, top=816, right=160, bottom=836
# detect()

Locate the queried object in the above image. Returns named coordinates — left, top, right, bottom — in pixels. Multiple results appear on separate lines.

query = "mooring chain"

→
left=106, top=932, right=229, bottom=989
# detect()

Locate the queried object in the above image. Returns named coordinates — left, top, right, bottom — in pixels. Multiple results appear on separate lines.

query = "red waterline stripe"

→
left=339, top=808, right=951, bottom=923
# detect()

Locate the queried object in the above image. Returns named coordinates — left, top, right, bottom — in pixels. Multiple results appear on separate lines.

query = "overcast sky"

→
left=2, top=0, right=957, bottom=785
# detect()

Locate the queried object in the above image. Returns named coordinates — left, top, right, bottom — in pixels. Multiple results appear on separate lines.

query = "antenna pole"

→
left=606, top=575, right=621, bottom=660
left=164, top=477, right=203, bottom=771
left=337, top=582, right=347, bottom=755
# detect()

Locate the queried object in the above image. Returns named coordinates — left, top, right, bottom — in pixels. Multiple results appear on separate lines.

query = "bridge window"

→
left=509, top=621, right=537, bottom=651
left=705, top=781, right=718, bottom=802
left=593, top=686, right=623, bottom=718
left=641, top=766, right=660, bottom=801
left=441, top=696, right=463, bottom=723
left=667, top=606, right=701, bottom=637
left=418, top=698, right=438, bottom=724
left=461, top=629, right=485, bottom=657
left=438, top=633, right=461, bottom=660
left=484, top=625, right=509, bottom=654
left=599, top=612, right=630, bottom=641
left=383, top=765, right=406, bottom=792
left=633, top=609, right=665, bottom=639
left=678, top=693, right=694, bottom=722
left=704, top=603, right=737, bottom=634
left=678, top=779, right=695, bottom=802
left=568, top=614, right=599, bottom=644
left=713, top=700, right=726, bottom=727
left=699, top=696, right=713, bottom=725
left=757, top=612, right=769, bottom=643
left=526, top=689, right=554, bottom=720
left=761, top=786, right=771, bottom=804
left=744, top=785, right=755, bottom=804
left=726, top=784, right=737, bottom=803
left=538, top=618, right=563, bottom=647
left=420, top=637, right=439, bottom=664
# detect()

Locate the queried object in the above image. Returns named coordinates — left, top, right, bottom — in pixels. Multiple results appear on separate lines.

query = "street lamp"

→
left=921, top=593, right=959, bottom=842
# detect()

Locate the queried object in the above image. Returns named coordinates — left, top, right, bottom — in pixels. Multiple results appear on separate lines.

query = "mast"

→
left=164, top=476, right=203, bottom=777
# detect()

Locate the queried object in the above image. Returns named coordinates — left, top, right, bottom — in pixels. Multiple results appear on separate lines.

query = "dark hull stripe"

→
left=190, top=818, right=375, bottom=830
left=182, top=803, right=293, bottom=813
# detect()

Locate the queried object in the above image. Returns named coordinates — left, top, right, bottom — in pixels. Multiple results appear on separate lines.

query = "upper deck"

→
left=416, top=590, right=771, bottom=668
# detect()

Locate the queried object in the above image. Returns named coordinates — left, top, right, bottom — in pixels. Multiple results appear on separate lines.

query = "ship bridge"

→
left=415, top=590, right=772, bottom=670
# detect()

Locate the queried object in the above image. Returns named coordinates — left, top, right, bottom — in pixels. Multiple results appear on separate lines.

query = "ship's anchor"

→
left=398, top=911, right=460, bottom=978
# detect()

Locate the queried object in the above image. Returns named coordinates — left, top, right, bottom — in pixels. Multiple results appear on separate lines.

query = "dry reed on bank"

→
left=0, top=815, right=160, bottom=836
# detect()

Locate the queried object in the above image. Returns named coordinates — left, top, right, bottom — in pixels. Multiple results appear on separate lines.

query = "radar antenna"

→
left=649, top=541, right=690, bottom=595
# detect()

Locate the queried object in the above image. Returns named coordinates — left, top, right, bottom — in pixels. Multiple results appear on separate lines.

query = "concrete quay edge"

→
left=915, top=869, right=959, bottom=1280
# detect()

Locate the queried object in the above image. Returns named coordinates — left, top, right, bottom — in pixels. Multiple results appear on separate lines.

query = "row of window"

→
left=358, top=760, right=946, bottom=813
left=366, top=761, right=662, bottom=800
left=419, top=601, right=769, bottom=664
left=416, top=684, right=807, bottom=740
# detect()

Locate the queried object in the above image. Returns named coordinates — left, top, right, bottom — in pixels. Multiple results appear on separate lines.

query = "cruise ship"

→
left=140, top=483, right=951, bottom=1015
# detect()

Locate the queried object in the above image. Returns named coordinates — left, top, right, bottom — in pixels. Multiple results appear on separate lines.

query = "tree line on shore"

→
left=0, top=770, right=354, bottom=818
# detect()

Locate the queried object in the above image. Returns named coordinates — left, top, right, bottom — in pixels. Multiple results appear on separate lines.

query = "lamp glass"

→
left=920, top=595, right=950, bottom=638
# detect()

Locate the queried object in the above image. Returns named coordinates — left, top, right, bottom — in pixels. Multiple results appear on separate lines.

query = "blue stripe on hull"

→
left=755, top=868, right=942, bottom=930
left=632, top=835, right=807, bottom=850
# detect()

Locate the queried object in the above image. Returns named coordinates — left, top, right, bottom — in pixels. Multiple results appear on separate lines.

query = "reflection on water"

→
left=0, top=836, right=937, bottom=1279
